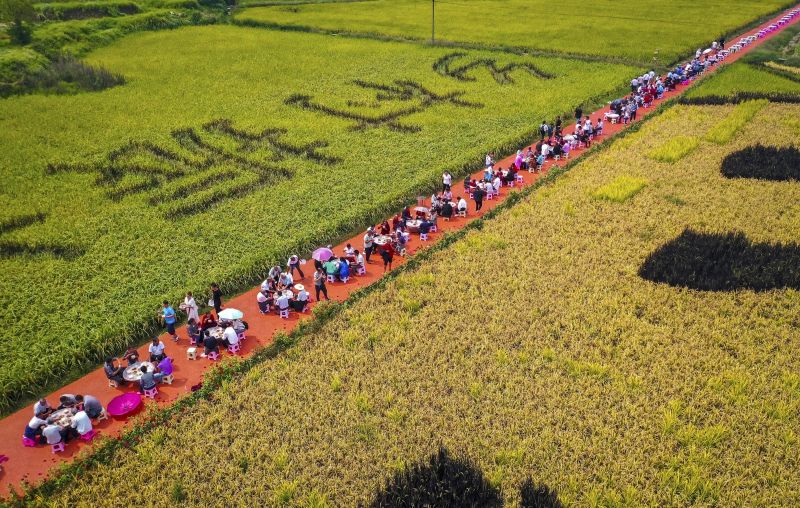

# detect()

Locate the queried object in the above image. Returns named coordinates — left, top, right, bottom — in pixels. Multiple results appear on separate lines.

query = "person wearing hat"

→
left=286, top=254, right=304, bottom=280
left=291, top=284, right=309, bottom=312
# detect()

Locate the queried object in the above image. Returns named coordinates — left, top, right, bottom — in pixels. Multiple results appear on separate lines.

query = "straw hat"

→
left=294, top=284, right=305, bottom=291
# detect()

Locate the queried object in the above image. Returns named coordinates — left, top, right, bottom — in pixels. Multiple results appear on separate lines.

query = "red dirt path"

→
left=1, top=6, right=798, bottom=497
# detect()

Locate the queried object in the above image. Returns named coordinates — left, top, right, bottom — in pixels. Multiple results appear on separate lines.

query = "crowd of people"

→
left=20, top=31, right=755, bottom=456
left=23, top=394, right=103, bottom=448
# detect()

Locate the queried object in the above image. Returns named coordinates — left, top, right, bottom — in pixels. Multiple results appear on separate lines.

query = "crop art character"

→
left=285, top=79, right=483, bottom=133
left=46, top=120, right=338, bottom=218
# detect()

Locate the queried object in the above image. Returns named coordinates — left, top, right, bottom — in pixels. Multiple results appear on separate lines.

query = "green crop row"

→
left=0, top=24, right=637, bottom=413
left=34, top=102, right=800, bottom=507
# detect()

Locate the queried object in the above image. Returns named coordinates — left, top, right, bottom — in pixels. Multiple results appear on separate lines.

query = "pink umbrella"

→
left=107, top=393, right=142, bottom=418
left=312, top=247, right=334, bottom=261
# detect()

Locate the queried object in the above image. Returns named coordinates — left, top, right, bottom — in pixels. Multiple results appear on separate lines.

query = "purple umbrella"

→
left=312, top=247, right=334, bottom=261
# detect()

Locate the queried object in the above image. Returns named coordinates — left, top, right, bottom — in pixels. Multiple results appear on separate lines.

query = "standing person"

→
left=539, top=121, right=549, bottom=141
left=555, top=115, right=563, bottom=136
left=210, top=283, right=222, bottom=316
left=485, top=152, right=494, bottom=169
left=379, top=243, right=394, bottom=273
left=442, top=171, right=452, bottom=192
left=363, top=227, right=375, bottom=263
left=160, top=300, right=178, bottom=342
left=574, top=106, right=583, bottom=126
left=472, top=184, right=485, bottom=212
left=287, top=254, right=304, bottom=280
left=183, top=291, right=199, bottom=324
left=314, top=267, right=329, bottom=301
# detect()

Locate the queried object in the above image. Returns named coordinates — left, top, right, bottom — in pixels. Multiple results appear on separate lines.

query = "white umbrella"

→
left=218, top=308, right=244, bottom=320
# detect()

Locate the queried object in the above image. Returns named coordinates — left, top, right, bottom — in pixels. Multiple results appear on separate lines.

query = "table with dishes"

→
left=405, top=219, right=422, bottom=233
left=123, top=361, right=155, bottom=382
left=48, top=408, right=77, bottom=428
left=373, top=235, right=391, bottom=246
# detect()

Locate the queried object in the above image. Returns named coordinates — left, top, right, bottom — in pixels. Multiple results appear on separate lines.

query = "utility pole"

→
left=431, top=0, right=435, bottom=44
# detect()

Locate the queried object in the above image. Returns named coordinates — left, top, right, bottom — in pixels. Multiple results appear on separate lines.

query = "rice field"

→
left=35, top=102, right=800, bottom=507
left=234, top=0, right=793, bottom=64
left=0, top=23, right=637, bottom=413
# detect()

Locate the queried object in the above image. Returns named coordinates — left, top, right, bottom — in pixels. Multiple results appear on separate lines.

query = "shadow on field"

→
left=639, top=228, right=800, bottom=291
left=721, top=145, right=800, bottom=181
left=366, top=446, right=563, bottom=507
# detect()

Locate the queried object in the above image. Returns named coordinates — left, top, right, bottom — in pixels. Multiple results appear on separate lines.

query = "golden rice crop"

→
left=37, top=103, right=800, bottom=507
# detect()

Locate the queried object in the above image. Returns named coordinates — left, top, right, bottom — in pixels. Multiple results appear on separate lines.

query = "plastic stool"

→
left=51, top=442, right=65, bottom=454
left=357, top=265, right=366, bottom=276
left=187, top=347, right=197, bottom=360
left=108, top=379, right=119, bottom=388
left=207, top=351, right=220, bottom=361
left=22, top=436, right=37, bottom=447
left=79, top=430, right=97, bottom=442
left=161, top=374, right=174, bottom=385
left=326, top=274, right=336, bottom=283
left=228, top=342, right=241, bottom=354
left=279, top=309, right=290, bottom=319
left=430, top=224, right=438, bottom=232
left=420, top=233, right=429, bottom=241
left=340, top=276, right=349, bottom=284
left=143, top=387, right=158, bottom=399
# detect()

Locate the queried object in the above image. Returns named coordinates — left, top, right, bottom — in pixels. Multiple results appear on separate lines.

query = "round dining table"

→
left=405, top=219, right=421, bottom=233
left=373, top=235, right=391, bottom=246
left=123, top=361, right=155, bottom=382
left=49, top=408, right=76, bottom=428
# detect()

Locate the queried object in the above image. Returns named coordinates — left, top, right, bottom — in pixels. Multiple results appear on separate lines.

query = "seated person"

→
left=551, top=141, right=563, bottom=158
left=419, top=219, right=432, bottom=235
left=504, top=168, right=516, bottom=184
left=122, top=347, right=139, bottom=366
left=103, top=357, right=127, bottom=386
left=157, top=356, right=174, bottom=377
left=70, top=409, right=93, bottom=438
left=441, top=200, right=454, bottom=218
left=379, top=220, right=391, bottom=235
left=257, top=290, right=270, bottom=314
left=222, top=322, right=239, bottom=348
left=57, top=394, right=77, bottom=410
left=260, top=277, right=274, bottom=293
left=391, top=214, right=401, bottom=231
left=276, top=292, right=291, bottom=314
left=75, top=394, right=103, bottom=419
left=148, top=337, right=166, bottom=363
left=291, top=285, right=309, bottom=312
left=199, top=312, right=217, bottom=331
left=536, top=153, right=545, bottom=168
left=138, top=365, right=163, bottom=393
left=401, top=206, right=412, bottom=222
left=202, top=331, right=219, bottom=357
left=24, top=415, right=48, bottom=444
left=493, top=175, right=502, bottom=194
left=457, top=196, right=468, bottom=213
left=355, top=250, right=365, bottom=269
left=442, top=189, right=453, bottom=202
left=277, top=271, right=294, bottom=290
left=463, top=174, right=471, bottom=192
left=324, top=258, right=339, bottom=278
left=33, top=398, right=52, bottom=418
left=339, top=257, right=350, bottom=281
left=268, top=265, right=282, bottom=282
left=344, top=243, right=355, bottom=257
left=42, top=422, right=72, bottom=446
left=187, top=318, right=201, bottom=343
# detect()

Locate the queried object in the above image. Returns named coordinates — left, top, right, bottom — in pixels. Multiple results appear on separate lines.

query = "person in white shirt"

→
left=493, top=175, right=502, bottom=194
left=148, top=338, right=166, bottom=362
left=442, top=171, right=452, bottom=192
left=457, top=197, right=468, bottom=213
left=70, top=410, right=92, bottom=437
left=223, top=323, right=239, bottom=347
left=443, top=189, right=453, bottom=202
left=485, top=153, right=494, bottom=169
left=42, top=423, right=65, bottom=445
left=344, top=243, right=355, bottom=256
left=541, top=142, right=550, bottom=158
left=286, top=254, right=304, bottom=280
left=356, top=251, right=365, bottom=268
left=257, top=290, right=269, bottom=314
left=277, top=271, right=293, bottom=289
left=24, top=415, right=48, bottom=443
left=34, top=398, right=51, bottom=417
left=276, top=293, right=290, bottom=312
left=291, top=285, right=309, bottom=312
left=183, top=291, right=199, bottom=323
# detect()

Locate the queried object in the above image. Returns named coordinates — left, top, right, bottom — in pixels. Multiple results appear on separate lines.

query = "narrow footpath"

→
left=1, top=5, right=798, bottom=497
